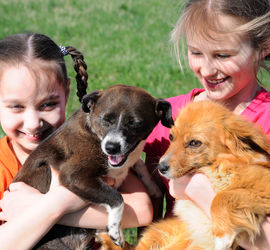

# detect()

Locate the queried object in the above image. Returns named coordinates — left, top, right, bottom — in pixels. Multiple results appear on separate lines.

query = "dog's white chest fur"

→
left=107, top=140, right=162, bottom=198
left=106, top=141, right=145, bottom=188
left=174, top=200, right=215, bottom=249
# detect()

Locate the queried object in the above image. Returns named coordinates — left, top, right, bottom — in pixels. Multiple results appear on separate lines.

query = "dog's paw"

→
left=106, top=224, right=124, bottom=247
left=214, top=234, right=235, bottom=250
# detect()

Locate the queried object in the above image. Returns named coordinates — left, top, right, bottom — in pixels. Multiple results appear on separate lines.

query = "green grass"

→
left=0, top=0, right=199, bottom=121
left=0, top=0, right=192, bottom=244
left=1, top=0, right=270, bottom=245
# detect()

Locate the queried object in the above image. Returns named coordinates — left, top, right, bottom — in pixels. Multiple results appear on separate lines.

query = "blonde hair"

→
left=171, top=0, right=270, bottom=73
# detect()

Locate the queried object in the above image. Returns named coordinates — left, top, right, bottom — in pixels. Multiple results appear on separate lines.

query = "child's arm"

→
left=58, top=171, right=154, bottom=229
left=0, top=171, right=87, bottom=250
left=0, top=167, right=153, bottom=249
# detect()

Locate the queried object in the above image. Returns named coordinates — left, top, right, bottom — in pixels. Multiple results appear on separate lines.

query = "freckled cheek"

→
left=188, top=56, right=200, bottom=75
left=0, top=112, right=22, bottom=135
left=218, top=61, right=242, bottom=76
left=42, top=107, right=66, bottom=128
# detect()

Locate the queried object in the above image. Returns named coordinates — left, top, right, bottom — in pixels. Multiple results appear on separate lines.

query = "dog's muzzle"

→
left=158, top=161, right=170, bottom=175
left=104, top=140, right=140, bottom=168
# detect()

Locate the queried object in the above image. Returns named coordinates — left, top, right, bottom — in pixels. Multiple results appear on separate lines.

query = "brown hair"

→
left=0, top=33, right=88, bottom=102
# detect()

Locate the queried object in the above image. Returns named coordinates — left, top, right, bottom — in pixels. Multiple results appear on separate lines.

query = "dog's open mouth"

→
left=108, top=154, right=128, bottom=167
left=107, top=141, right=140, bottom=168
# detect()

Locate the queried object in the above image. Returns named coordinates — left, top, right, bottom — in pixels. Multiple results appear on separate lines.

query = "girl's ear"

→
left=260, top=47, right=270, bottom=60
left=65, top=78, right=71, bottom=105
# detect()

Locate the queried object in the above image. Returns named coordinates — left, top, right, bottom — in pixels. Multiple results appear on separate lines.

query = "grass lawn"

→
left=0, top=0, right=270, bottom=245
left=0, top=0, right=200, bottom=122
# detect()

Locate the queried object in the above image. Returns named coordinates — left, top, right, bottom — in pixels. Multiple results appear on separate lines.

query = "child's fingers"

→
left=0, top=212, right=6, bottom=221
left=49, top=165, right=60, bottom=188
left=7, top=182, right=25, bottom=192
left=102, top=176, right=115, bottom=186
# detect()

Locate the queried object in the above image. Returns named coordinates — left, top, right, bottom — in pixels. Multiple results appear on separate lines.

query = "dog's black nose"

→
left=105, top=141, right=121, bottom=155
left=158, top=161, right=170, bottom=174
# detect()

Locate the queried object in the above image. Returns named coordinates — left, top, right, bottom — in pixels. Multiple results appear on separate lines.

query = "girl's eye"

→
left=216, top=54, right=231, bottom=59
left=8, top=105, right=24, bottom=112
left=188, top=140, right=202, bottom=148
left=40, top=102, right=58, bottom=111
left=190, top=50, right=201, bottom=56
left=169, top=133, right=174, bottom=141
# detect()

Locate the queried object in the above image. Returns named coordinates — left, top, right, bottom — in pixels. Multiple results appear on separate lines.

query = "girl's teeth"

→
left=26, top=133, right=41, bottom=138
left=208, top=79, right=224, bottom=84
left=207, top=77, right=230, bottom=84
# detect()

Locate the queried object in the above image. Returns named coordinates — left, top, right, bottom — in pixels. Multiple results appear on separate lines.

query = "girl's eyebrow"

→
left=46, top=94, right=61, bottom=100
left=1, top=97, right=23, bottom=103
left=187, top=45, right=239, bottom=53
left=2, top=93, right=61, bottom=103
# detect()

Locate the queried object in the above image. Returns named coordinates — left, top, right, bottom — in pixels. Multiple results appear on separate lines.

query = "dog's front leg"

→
left=104, top=195, right=124, bottom=247
left=59, top=171, right=125, bottom=247
left=211, top=189, right=265, bottom=250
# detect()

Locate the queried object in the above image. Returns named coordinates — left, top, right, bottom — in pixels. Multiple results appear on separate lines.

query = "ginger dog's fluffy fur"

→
left=157, top=100, right=270, bottom=249
left=98, top=100, right=270, bottom=250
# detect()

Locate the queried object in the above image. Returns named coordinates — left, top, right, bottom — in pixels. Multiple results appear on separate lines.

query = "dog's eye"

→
left=103, top=114, right=116, bottom=125
left=128, top=119, right=135, bottom=126
left=169, top=134, right=174, bottom=141
left=188, top=140, right=202, bottom=148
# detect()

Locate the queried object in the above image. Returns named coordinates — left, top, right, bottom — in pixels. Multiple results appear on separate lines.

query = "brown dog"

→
left=13, top=84, right=173, bottom=250
left=153, top=100, right=270, bottom=249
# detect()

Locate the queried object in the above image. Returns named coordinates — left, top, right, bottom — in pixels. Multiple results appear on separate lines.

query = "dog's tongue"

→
left=109, top=155, right=125, bottom=165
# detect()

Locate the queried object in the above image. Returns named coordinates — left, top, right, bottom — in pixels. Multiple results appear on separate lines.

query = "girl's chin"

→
left=204, top=89, right=229, bottom=101
left=22, top=141, right=39, bottom=150
left=18, top=137, right=41, bottom=152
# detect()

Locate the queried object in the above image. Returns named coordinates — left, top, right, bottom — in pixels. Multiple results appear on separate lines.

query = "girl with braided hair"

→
left=0, top=32, right=88, bottom=200
left=0, top=33, right=152, bottom=249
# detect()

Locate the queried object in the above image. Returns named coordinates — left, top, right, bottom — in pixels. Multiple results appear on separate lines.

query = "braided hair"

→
left=0, top=33, right=88, bottom=103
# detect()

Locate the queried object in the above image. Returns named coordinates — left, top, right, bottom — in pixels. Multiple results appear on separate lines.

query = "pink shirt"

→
left=144, top=88, right=270, bottom=217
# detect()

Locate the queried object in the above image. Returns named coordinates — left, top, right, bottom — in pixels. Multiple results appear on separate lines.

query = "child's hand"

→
left=184, top=173, right=215, bottom=218
left=101, top=176, right=115, bottom=187
left=0, top=182, right=43, bottom=222
left=46, top=166, right=88, bottom=214
left=169, top=173, right=215, bottom=218
left=0, top=166, right=89, bottom=222
left=168, top=175, right=192, bottom=200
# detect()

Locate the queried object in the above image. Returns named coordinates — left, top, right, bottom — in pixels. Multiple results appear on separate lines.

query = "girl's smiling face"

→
left=187, top=14, right=260, bottom=105
left=0, top=64, right=69, bottom=164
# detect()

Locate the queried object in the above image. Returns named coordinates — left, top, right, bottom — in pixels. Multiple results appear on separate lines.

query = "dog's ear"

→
left=81, top=90, right=100, bottom=113
left=155, top=99, right=174, bottom=128
left=223, top=115, right=270, bottom=157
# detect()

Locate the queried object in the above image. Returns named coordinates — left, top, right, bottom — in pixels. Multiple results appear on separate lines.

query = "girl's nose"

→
left=24, top=109, right=42, bottom=132
left=200, top=58, right=217, bottom=78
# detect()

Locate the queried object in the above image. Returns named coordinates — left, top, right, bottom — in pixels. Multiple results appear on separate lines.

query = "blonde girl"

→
left=144, top=0, right=270, bottom=248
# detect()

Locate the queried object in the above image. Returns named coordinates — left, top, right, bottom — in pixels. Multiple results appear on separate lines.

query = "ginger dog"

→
left=156, top=100, right=270, bottom=249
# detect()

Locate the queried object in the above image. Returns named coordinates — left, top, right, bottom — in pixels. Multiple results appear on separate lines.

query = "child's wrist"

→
left=43, top=189, right=71, bottom=217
